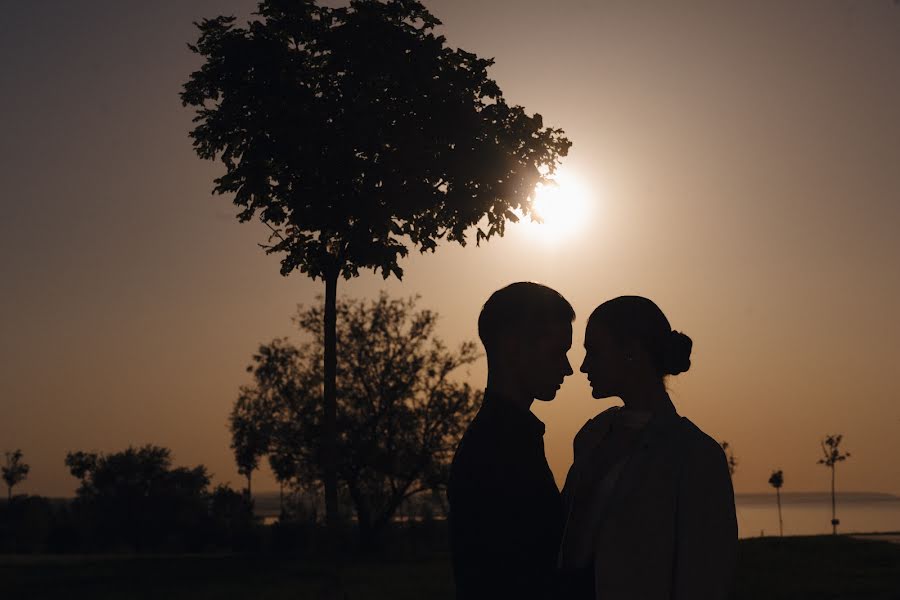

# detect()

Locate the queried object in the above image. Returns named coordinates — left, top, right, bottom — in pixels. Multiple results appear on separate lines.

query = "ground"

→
left=2, top=535, right=898, bottom=599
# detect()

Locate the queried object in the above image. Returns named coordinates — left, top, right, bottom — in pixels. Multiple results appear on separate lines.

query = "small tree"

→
left=268, top=451, right=296, bottom=520
left=818, top=434, right=850, bottom=535
left=182, top=0, right=570, bottom=529
left=720, top=441, right=738, bottom=477
left=2, top=449, right=30, bottom=500
left=233, top=293, right=480, bottom=548
left=229, top=391, right=273, bottom=500
left=768, top=469, right=784, bottom=537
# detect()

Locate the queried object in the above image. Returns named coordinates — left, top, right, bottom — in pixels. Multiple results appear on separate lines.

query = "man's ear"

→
left=496, top=331, right=527, bottom=366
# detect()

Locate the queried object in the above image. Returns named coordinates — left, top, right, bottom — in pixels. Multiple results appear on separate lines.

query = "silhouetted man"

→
left=449, top=282, right=575, bottom=600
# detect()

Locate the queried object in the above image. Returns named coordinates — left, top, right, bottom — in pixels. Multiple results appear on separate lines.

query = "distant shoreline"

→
left=733, top=491, right=900, bottom=504
left=14, top=490, right=900, bottom=505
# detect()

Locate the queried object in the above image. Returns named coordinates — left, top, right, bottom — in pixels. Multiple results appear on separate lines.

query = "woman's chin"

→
left=591, top=388, right=610, bottom=399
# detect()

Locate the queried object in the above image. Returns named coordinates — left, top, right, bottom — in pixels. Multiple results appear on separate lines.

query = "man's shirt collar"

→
left=482, top=389, right=546, bottom=437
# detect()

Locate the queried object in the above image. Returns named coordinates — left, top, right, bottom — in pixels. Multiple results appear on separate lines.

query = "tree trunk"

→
left=358, top=505, right=390, bottom=553
left=323, top=268, right=340, bottom=535
left=6, top=485, right=10, bottom=502
left=358, top=517, right=378, bottom=553
left=246, top=472, right=252, bottom=501
left=831, top=465, right=837, bottom=535
left=279, top=482, right=285, bottom=520
left=776, top=488, right=783, bottom=537
left=348, top=483, right=378, bottom=552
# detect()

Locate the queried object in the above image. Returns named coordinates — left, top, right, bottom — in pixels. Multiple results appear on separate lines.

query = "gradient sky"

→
left=2, top=1, right=899, bottom=498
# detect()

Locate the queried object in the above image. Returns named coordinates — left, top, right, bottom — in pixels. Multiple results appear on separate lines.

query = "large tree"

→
left=232, top=294, right=480, bottom=547
left=182, top=0, right=570, bottom=528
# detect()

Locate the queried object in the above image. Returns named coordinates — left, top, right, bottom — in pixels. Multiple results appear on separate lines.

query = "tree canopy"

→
left=231, top=294, right=480, bottom=546
left=768, top=470, right=784, bottom=489
left=64, top=445, right=215, bottom=551
left=818, top=434, right=850, bottom=467
left=181, top=0, right=571, bottom=281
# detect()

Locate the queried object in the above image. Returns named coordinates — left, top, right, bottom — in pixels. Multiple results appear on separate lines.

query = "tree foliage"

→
left=2, top=449, right=30, bottom=500
left=181, top=0, right=571, bottom=281
left=230, top=294, right=480, bottom=546
left=720, top=440, right=738, bottom=477
left=64, top=445, right=216, bottom=551
left=817, top=434, right=850, bottom=468
left=230, top=391, right=273, bottom=497
left=768, top=469, right=784, bottom=489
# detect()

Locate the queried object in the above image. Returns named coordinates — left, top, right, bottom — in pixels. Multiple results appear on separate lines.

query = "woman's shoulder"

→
left=573, top=406, right=620, bottom=454
left=579, top=406, right=621, bottom=433
left=674, top=417, right=729, bottom=464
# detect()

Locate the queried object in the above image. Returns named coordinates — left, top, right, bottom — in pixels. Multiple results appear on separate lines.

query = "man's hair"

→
left=478, top=282, right=575, bottom=355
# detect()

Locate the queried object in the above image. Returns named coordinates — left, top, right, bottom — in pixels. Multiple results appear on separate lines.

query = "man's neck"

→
left=485, top=373, right=534, bottom=412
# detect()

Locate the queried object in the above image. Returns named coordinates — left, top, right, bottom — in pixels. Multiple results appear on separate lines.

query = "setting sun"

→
left=519, top=168, right=593, bottom=240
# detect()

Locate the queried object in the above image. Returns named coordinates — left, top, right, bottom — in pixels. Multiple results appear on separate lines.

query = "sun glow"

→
left=519, top=169, right=592, bottom=241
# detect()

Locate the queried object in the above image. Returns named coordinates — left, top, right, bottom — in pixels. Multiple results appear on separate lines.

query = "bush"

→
left=0, top=496, right=58, bottom=553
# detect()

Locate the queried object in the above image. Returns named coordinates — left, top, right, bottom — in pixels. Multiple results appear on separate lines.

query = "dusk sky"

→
left=2, top=0, right=899, bottom=498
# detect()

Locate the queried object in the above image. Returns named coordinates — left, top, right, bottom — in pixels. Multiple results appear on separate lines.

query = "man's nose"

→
left=579, top=358, right=588, bottom=373
left=564, top=358, right=574, bottom=376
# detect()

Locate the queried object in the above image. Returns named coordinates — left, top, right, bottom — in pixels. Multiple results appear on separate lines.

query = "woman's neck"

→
left=620, top=379, right=675, bottom=414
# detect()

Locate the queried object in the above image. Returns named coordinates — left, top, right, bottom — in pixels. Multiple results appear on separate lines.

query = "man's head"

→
left=478, top=282, right=575, bottom=401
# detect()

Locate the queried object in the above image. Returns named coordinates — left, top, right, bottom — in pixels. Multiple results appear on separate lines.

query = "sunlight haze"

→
left=521, top=168, right=595, bottom=243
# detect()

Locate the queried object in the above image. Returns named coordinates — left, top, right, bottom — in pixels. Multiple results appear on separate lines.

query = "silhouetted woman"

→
left=558, top=296, right=737, bottom=600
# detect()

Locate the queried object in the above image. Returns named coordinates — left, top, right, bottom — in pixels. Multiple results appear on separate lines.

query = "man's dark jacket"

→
left=448, top=392, right=563, bottom=600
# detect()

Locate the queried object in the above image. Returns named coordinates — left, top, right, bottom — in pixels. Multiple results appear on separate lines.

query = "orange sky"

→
left=2, top=1, right=899, bottom=497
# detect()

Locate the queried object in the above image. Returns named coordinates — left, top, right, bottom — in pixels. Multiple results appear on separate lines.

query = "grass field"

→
left=2, top=535, right=898, bottom=599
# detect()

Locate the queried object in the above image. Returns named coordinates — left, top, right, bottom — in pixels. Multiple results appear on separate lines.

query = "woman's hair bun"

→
left=662, top=330, right=692, bottom=376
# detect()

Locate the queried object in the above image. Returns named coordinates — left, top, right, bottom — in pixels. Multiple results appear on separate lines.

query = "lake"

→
left=735, top=492, right=900, bottom=538
left=256, top=491, right=900, bottom=537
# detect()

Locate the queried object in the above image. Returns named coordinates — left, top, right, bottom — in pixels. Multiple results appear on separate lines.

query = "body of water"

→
left=256, top=491, right=900, bottom=537
left=735, top=492, right=900, bottom=538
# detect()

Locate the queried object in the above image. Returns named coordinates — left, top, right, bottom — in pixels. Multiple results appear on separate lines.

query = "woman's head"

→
left=580, top=296, right=692, bottom=399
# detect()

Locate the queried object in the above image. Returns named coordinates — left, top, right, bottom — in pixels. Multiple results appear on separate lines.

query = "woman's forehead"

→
left=584, top=319, right=614, bottom=342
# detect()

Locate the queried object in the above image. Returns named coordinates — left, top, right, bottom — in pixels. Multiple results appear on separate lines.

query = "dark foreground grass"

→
left=2, top=536, right=898, bottom=599
left=734, top=535, right=900, bottom=600
left=0, top=552, right=455, bottom=600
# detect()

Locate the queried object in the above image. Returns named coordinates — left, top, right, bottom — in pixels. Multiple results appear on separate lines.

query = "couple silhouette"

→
left=448, top=282, right=737, bottom=600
